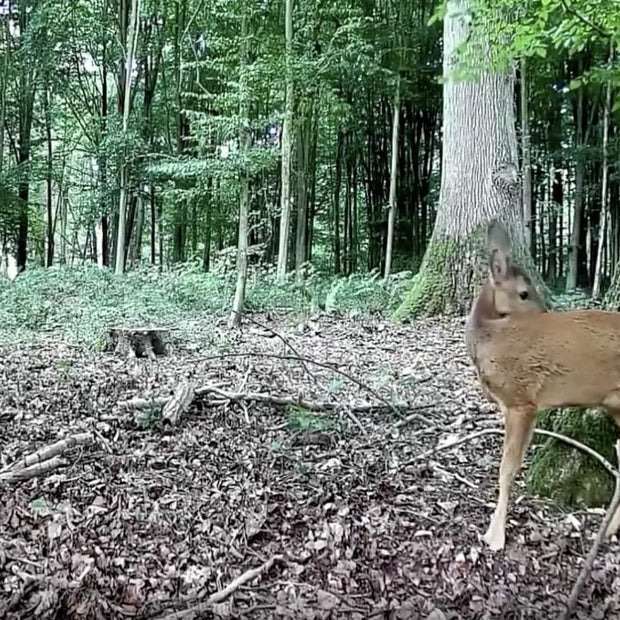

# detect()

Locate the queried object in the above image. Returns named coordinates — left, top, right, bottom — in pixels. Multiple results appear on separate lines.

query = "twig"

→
left=154, top=554, right=284, bottom=620
left=407, top=428, right=619, bottom=480
left=558, top=0, right=610, bottom=38
left=559, top=440, right=620, bottom=620
left=393, top=405, right=436, bottom=428
left=196, top=351, right=404, bottom=419
left=232, top=310, right=320, bottom=386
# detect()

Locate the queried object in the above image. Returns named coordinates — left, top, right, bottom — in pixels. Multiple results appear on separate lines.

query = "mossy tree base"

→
left=525, top=408, right=620, bottom=509
left=393, top=220, right=543, bottom=321
left=393, top=228, right=485, bottom=321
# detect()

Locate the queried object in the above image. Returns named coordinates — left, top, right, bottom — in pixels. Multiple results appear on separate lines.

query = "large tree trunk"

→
left=394, top=0, right=541, bottom=320
left=276, top=0, right=293, bottom=278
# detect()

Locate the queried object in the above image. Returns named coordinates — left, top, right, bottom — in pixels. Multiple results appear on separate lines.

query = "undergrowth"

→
left=0, top=264, right=412, bottom=347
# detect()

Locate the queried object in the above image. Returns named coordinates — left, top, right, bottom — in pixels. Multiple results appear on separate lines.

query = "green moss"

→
left=392, top=236, right=463, bottom=321
left=525, top=408, right=619, bottom=508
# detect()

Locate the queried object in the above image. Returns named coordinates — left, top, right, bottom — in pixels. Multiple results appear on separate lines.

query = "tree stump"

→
left=108, top=327, right=169, bottom=360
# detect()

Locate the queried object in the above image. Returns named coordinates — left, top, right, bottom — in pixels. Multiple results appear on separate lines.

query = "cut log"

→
left=108, top=326, right=169, bottom=360
left=162, top=381, right=196, bottom=426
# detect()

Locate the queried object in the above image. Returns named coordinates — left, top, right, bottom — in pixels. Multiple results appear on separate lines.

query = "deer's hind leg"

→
left=484, top=402, right=537, bottom=551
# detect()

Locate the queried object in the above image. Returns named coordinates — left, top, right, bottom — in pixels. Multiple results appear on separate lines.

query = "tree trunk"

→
left=384, top=75, right=401, bottom=280
left=276, top=0, right=293, bottom=278
left=44, top=82, right=54, bottom=267
left=593, top=45, right=613, bottom=299
left=520, top=56, right=532, bottom=251
left=229, top=11, right=251, bottom=328
left=566, top=72, right=585, bottom=291
left=115, top=0, right=140, bottom=275
left=295, top=104, right=311, bottom=280
left=394, top=0, right=542, bottom=320
left=333, top=130, right=343, bottom=274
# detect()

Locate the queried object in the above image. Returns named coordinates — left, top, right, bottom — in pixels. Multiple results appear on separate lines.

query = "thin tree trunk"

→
left=44, top=83, right=54, bottom=267
left=384, top=75, right=401, bottom=280
left=593, top=44, right=614, bottom=299
left=333, top=130, right=343, bottom=274
left=567, top=74, right=585, bottom=290
left=276, top=0, right=293, bottom=278
left=115, top=0, right=140, bottom=275
left=520, top=57, right=532, bottom=250
left=229, top=11, right=251, bottom=328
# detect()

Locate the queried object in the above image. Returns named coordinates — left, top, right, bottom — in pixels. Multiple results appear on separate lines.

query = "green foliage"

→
left=286, top=406, right=341, bottom=434
left=526, top=408, right=619, bottom=508
left=0, top=265, right=412, bottom=346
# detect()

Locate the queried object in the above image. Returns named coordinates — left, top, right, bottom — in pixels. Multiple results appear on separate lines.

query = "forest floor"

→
left=1, top=312, right=619, bottom=620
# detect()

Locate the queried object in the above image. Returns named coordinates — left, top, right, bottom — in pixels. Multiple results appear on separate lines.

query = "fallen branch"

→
left=8, top=432, right=93, bottom=472
left=408, top=427, right=619, bottom=480
left=196, top=351, right=404, bottom=419
left=121, top=385, right=406, bottom=418
left=118, top=383, right=226, bottom=409
left=162, top=381, right=196, bottom=426
left=154, top=554, right=284, bottom=620
left=559, top=440, right=620, bottom=620
left=0, top=456, right=66, bottom=483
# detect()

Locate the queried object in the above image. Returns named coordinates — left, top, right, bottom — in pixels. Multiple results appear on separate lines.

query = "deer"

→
left=466, top=219, right=620, bottom=551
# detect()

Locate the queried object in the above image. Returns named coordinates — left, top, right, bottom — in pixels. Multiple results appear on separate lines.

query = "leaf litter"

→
left=0, top=313, right=619, bottom=619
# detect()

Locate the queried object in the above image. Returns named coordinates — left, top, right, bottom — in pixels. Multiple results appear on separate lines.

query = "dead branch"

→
left=153, top=554, right=284, bottom=620
left=8, top=433, right=93, bottom=472
left=196, top=351, right=404, bottom=419
left=394, top=406, right=436, bottom=428
left=118, top=383, right=226, bottom=409
left=559, top=440, right=620, bottom=620
left=0, top=456, right=66, bottom=483
left=408, top=428, right=619, bottom=480
left=162, top=381, right=196, bottom=426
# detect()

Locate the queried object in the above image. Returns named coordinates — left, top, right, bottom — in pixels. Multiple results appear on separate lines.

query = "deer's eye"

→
left=519, top=290, right=529, bottom=300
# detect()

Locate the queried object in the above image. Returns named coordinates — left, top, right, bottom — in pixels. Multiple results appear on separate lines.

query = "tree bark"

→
left=333, top=130, right=343, bottom=274
left=593, top=44, right=614, bottom=299
left=276, top=0, right=293, bottom=278
left=229, top=11, right=251, bottom=328
left=520, top=56, right=532, bottom=250
left=566, top=70, right=585, bottom=291
left=384, top=75, right=401, bottom=280
left=394, top=0, right=542, bottom=319
left=115, top=0, right=140, bottom=275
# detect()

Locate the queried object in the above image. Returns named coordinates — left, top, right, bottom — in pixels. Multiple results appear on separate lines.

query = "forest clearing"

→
left=2, top=307, right=619, bottom=620
left=1, top=0, right=620, bottom=617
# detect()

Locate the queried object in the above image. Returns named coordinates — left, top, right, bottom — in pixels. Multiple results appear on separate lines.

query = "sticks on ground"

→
left=196, top=351, right=404, bottom=419
left=1, top=432, right=93, bottom=484
left=154, top=554, right=284, bottom=620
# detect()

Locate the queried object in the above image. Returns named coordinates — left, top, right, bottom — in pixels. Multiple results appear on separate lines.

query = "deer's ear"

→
left=487, top=220, right=511, bottom=255
left=489, top=247, right=511, bottom=283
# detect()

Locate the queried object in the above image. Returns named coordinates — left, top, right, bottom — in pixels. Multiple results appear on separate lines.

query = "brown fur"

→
left=466, top=220, right=620, bottom=550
